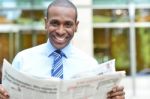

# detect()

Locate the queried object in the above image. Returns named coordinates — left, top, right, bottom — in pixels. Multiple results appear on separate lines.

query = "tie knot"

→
left=53, top=50, right=63, bottom=57
left=55, top=50, right=61, bottom=54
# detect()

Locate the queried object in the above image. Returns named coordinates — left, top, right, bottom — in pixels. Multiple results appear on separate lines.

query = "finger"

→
left=112, top=95, right=125, bottom=99
left=0, top=85, right=9, bottom=98
left=107, top=90, right=125, bottom=99
left=109, top=91, right=125, bottom=97
left=107, top=95, right=125, bottom=99
left=108, top=86, right=124, bottom=94
left=0, top=85, right=5, bottom=94
left=0, top=93, right=9, bottom=99
left=113, top=86, right=124, bottom=92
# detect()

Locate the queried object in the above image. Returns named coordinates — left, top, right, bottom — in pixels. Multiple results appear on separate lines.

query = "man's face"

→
left=45, top=6, right=79, bottom=49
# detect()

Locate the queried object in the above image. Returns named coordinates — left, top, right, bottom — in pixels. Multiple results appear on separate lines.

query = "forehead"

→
left=48, top=6, right=76, bottom=21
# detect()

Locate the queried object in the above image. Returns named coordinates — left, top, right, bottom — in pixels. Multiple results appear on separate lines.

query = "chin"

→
left=55, top=45, right=66, bottom=49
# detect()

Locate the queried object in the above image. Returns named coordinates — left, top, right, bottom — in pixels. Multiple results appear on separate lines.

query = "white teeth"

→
left=55, top=36, right=65, bottom=41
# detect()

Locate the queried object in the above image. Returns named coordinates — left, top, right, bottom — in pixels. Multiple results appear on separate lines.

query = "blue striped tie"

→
left=51, top=50, right=63, bottom=79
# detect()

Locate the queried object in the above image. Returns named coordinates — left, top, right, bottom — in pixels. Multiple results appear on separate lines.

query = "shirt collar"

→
left=46, top=39, right=56, bottom=57
left=61, top=42, right=72, bottom=58
left=46, top=39, right=72, bottom=58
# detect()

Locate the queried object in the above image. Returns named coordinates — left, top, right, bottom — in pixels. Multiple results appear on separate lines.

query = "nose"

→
left=56, top=25, right=65, bottom=35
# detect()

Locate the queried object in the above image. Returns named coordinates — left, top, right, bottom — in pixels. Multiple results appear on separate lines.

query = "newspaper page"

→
left=2, top=59, right=61, bottom=99
left=71, top=59, right=116, bottom=79
left=2, top=59, right=125, bottom=99
left=61, top=71, right=125, bottom=99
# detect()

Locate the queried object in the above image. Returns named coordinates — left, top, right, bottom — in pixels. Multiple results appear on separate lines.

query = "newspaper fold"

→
left=2, top=59, right=125, bottom=99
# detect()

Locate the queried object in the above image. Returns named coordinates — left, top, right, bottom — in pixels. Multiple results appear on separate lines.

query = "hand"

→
left=107, top=86, right=125, bottom=99
left=0, top=84, right=9, bottom=99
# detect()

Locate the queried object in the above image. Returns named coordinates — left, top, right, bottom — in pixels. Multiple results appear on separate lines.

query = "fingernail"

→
left=4, top=93, right=9, bottom=97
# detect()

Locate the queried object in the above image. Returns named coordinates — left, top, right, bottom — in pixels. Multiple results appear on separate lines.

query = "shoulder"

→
left=17, top=43, right=46, bottom=56
left=71, top=46, right=98, bottom=64
left=66, top=45, right=99, bottom=73
left=12, top=43, right=47, bottom=68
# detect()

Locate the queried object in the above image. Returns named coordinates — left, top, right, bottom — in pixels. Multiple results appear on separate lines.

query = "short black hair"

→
left=46, top=0, right=78, bottom=21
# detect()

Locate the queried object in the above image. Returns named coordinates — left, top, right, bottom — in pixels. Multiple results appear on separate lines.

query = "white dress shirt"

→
left=12, top=40, right=98, bottom=80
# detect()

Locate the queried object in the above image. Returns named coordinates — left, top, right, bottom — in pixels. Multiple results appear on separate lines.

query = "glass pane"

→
left=0, top=33, right=15, bottom=82
left=136, top=28, right=150, bottom=75
left=93, top=0, right=129, bottom=5
left=19, top=32, right=33, bottom=50
left=0, top=34, right=10, bottom=64
left=0, top=0, right=2, bottom=6
left=15, top=9, right=44, bottom=25
left=16, top=0, right=52, bottom=7
left=37, top=32, right=47, bottom=44
left=93, top=28, right=130, bottom=75
left=16, top=0, right=31, bottom=7
left=135, top=0, right=150, bottom=4
left=1, top=0, right=16, bottom=8
left=93, top=9, right=129, bottom=23
left=17, top=31, right=47, bottom=51
left=94, top=28, right=111, bottom=63
left=135, top=9, right=150, bottom=22
left=1, top=10, right=21, bottom=24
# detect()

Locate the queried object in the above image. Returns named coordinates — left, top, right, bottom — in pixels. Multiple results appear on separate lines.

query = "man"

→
left=0, top=0, right=125, bottom=99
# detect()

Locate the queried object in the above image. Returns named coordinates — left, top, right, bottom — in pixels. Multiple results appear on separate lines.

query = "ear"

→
left=44, top=17, right=48, bottom=30
left=74, top=21, right=79, bottom=32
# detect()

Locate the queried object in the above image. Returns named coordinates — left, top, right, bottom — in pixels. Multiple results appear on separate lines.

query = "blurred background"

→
left=0, top=0, right=150, bottom=98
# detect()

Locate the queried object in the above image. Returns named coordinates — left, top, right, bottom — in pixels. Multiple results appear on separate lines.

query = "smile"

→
left=54, top=36, right=66, bottom=43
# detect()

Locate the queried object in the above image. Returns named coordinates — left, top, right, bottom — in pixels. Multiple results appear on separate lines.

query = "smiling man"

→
left=0, top=0, right=125, bottom=99
left=45, top=2, right=78, bottom=50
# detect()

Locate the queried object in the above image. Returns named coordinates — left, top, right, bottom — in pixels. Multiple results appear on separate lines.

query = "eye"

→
left=50, top=20, right=59, bottom=27
left=64, top=22, right=73, bottom=28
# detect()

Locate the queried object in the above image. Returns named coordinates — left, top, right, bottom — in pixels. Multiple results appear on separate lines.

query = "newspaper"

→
left=71, top=59, right=116, bottom=79
left=2, top=59, right=125, bottom=99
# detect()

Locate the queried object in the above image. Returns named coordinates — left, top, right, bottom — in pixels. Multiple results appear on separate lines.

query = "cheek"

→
left=68, top=31, right=75, bottom=40
left=68, top=27, right=76, bottom=33
left=67, top=29, right=74, bottom=36
left=47, top=26, right=55, bottom=33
